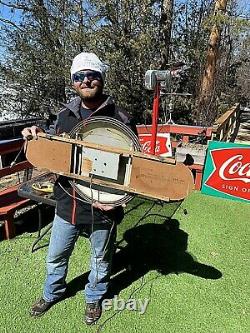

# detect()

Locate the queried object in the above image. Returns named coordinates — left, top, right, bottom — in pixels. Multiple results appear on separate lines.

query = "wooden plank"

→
left=23, top=159, right=194, bottom=202
left=0, top=184, right=31, bottom=240
left=31, top=133, right=176, bottom=165
left=0, top=194, right=30, bottom=214
left=212, top=103, right=240, bottom=133
left=0, top=138, right=23, bottom=155
left=26, top=138, right=72, bottom=173
left=25, top=134, right=194, bottom=201
left=3, top=214, right=16, bottom=240
left=129, top=157, right=194, bottom=201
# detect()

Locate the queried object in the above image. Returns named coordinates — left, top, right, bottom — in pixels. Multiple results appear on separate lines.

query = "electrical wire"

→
left=59, top=177, right=116, bottom=294
left=56, top=118, right=155, bottom=317
left=57, top=170, right=162, bottom=332
left=89, top=175, right=116, bottom=289
left=94, top=200, right=174, bottom=332
left=95, top=273, right=163, bottom=333
left=95, top=275, right=146, bottom=333
left=10, top=141, right=26, bottom=167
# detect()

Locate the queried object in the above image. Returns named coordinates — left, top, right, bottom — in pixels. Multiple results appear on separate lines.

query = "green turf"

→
left=0, top=193, right=249, bottom=333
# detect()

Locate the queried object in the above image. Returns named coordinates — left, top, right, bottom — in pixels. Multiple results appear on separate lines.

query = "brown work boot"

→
left=84, top=301, right=102, bottom=325
left=30, top=298, right=54, bottom=317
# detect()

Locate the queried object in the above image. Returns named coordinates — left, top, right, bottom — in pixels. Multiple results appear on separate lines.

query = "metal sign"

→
left=201, top=141, right=250, bottom=203
left=139, top=133, right=172, bottom=157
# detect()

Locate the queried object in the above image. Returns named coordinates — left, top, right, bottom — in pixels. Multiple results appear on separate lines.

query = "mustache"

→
left=80, top=81, right=102, bottom=88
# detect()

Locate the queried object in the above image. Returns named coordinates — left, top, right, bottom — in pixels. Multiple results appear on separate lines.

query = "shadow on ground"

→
left=65, top=217, right=222, bottom=300
left=0, top=204, right=55, bottom=241
left=0, top=200, right=222, bottom=298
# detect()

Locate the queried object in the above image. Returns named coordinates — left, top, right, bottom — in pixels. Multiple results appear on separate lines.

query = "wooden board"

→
left=130, top=157, right=193, bottom=201
left=25, top=133, right=194, bottom=201
left=25, top=138, right=71, bottom=173
left=176, top=142, right=207, bottom=166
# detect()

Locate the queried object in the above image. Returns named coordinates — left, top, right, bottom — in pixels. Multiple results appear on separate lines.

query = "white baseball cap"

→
left=70, top=52, right=108, bottom=81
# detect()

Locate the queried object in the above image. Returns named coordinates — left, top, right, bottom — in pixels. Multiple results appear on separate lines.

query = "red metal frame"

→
left=150, top=83, right=160, bottom=155
left=0, top=160, right=32, bottom=178
left=136, top=94, right=212, bottom=189
left=137, top=124, right=213, bottom=137
left=0, top=138, right=24, bottom=155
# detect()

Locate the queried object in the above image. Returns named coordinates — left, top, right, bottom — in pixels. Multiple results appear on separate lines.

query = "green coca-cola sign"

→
left=201, top=141, right=250, bottom=203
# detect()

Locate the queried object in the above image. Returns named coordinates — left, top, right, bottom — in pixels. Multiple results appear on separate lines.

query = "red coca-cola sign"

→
left=204, top=146, right=250, bottom=201
left=139, top=133, right=172, bottom=157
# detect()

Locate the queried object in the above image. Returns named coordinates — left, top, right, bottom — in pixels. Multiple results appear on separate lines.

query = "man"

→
left=22, top=52, right=135, bottom=325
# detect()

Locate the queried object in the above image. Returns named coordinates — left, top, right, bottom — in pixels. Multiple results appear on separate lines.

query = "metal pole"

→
left=150, top=82, right=160, bottom=155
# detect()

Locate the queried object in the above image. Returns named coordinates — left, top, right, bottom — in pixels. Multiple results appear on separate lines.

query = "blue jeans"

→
left=43, top=214, right=117, bottom=303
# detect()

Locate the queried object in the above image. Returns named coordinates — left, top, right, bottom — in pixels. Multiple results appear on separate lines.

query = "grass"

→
left=0, top=192, right=249, bottom=333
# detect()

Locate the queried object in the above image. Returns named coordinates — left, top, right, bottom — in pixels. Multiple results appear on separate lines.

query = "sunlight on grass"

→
left=0, top=192, right=249, bottom=333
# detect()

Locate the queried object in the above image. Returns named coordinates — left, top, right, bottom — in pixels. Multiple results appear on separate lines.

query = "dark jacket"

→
left=52, top=95, right=135, bottom=225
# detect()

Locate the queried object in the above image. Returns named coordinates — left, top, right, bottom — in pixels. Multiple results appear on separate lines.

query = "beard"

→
left=76, top=82, right=103, bottom=101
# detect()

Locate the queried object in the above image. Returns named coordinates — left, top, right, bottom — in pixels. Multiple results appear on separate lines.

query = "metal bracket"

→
left=81, top=147, right=120, bottom=180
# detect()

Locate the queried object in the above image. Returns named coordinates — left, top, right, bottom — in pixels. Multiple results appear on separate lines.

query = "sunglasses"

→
left=72, top=71, right=102, bottom=83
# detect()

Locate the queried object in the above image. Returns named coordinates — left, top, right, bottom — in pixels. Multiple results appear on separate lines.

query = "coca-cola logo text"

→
left=218, top=154, right=250, bottom=183
left=140, top=140, right=162, bottom=154
left=205, top=148, right=250, bottom=201
left=139, top=134, right=171, bottom=156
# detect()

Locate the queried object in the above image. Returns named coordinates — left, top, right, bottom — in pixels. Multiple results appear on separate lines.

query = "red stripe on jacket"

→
left=71, top=188, right=77, bottom=225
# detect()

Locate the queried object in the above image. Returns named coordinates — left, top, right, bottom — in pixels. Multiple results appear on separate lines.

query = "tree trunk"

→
left=159, top=0, right=174, bottom=68
left=196, top=0, right=228, bottom=126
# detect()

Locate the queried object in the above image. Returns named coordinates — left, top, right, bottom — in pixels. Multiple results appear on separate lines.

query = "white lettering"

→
left=141, top=141, right=151, bottom=153
left=137, top=299, right=150, bottom=315
left=229, top=161, right=242, bottom=174
left=126, top=299, right=137, bottom=311
left=219, top=155, right=250, bottom=183
left=102, top=299, right=112, bottom=311
left=102, top=295, right=149, bottom=314
left=238, top=162, right=250, bottom=176
left=222, top=184, right=239, bottom=191
left=141, top=139, right=166, bottom=154
left=114, top=295, right=125, bottom=311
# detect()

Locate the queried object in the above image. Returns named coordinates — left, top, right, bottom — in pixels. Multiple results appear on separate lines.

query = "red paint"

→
left=205, top=148, right=250, bottom=201
left=136, top=124, right=212, bottom=137
left=139, top=134, right=171, bottom=156
left=71, top=188, right=77, bottom=225
left=150, top=83, right=160, bottom=155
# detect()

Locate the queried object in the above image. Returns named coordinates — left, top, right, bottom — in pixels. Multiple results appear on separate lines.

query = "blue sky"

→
left=1, top=0, right=249, bottom=23
left=0, top=1, right=22, bottom=23
left=0, top=0, right=249, bottom=59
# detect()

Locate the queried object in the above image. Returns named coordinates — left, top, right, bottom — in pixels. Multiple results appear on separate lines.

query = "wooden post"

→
left=4, top=214, right=16, bottom=240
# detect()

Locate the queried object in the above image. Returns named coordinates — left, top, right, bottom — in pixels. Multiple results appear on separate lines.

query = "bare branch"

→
left=0, top=17, right=24, bottom=31
left=0, top=0, right=31, bottom=12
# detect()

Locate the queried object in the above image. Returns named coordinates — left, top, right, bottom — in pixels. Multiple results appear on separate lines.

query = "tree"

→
left=86, top=0, right=162, bottom=123
left=196, top=0, right=228, bottom=126
left=0, top=0, right=249, bottom=125
left=159, top=0, right=174, bottom=68
left=0, top=0, right=82, bottom=118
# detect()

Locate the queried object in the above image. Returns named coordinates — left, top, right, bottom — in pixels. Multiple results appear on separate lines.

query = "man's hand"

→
left=21, top=126, right=43, bottom=140
left=92, top=201, right=115, bottom=211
